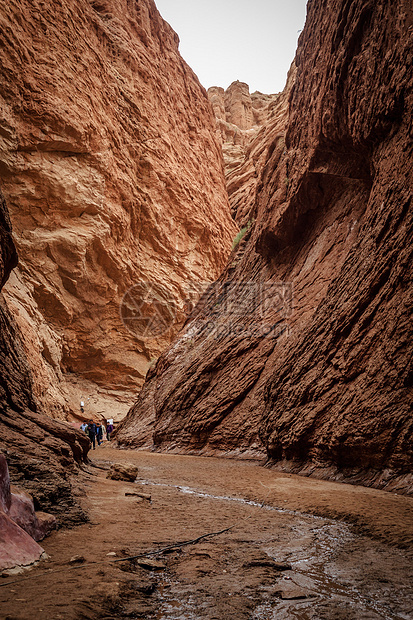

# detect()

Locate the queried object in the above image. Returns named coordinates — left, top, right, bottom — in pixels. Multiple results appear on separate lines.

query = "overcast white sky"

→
left=155, top=0, right=308, bottom=94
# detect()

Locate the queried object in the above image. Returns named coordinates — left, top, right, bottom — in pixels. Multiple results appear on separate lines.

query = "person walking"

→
left=87, top=420, right=97, bottom=450
left=106, top=421, right=114, bottom=441
left=96, top=423, right=103, bottom=446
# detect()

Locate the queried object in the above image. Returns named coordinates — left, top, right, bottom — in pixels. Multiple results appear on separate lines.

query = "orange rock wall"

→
left=0, top=0, right=235, bottom=421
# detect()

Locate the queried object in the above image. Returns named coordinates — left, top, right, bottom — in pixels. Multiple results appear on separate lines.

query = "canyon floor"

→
left=1, top=446, right=412, bottom=620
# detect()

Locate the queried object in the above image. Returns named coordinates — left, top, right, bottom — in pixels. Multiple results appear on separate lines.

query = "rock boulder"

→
left=107, top=463, right=139, bottom=482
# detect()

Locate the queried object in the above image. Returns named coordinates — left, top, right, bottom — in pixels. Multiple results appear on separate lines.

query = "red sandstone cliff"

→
left=0, top=0, right=238, bottom=550
left=116, top=0, right=413, bottom=494
left=0, top=0, right=235, bottom=422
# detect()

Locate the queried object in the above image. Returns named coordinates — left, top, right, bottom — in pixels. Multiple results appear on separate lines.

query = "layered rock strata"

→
left=0, top=0, right=235, bottom=422
left=0, top=187, right=90, bottom=527
left=117, top=0, right=413, bottom=494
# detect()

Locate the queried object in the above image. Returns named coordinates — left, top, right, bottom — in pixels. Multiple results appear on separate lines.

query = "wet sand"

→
left=0, top=446, right=412, bottom=619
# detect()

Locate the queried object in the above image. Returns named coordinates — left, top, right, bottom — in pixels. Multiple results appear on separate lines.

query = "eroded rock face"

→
left=117, top=0, right=413, bottom=493
left=208, top=80, right=284, bottom=224
left=0, top=454, right=55, bottom=541
left=0, top=511, right=44, bottom=573
left=8, top=487, right=56, bottom=542
left=0, top=186, right=90, bottom=527
left=0, top=0, right=235, bottom=422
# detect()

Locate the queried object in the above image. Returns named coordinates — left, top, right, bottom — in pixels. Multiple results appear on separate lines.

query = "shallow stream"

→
left=1, top=448, right=411, bottom=620
left=137, top=471, right=413, bottom=620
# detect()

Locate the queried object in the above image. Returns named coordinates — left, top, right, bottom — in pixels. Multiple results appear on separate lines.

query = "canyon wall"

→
left=0, top=188, right=90, bottom=526
left=0, top=0, right=235, bottom=422
left=0, top=452, right=56, bottom=572
left=116, top=0, right=413, bottom=493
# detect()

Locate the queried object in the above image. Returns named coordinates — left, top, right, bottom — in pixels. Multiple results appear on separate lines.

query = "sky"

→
left=155, top=0, right=308, bottom=94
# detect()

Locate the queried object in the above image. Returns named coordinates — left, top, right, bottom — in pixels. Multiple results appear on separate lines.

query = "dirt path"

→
left=1, top=446, right=412, bottom=619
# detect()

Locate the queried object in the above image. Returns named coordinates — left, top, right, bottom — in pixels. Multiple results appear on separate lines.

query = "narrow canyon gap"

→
left=0, top=0, right=411, bottom=592
left=116, top=0, right=413, bottom=494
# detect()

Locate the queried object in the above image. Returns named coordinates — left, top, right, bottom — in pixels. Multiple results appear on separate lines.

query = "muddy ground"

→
left=0, top=446, right=412, bottom=619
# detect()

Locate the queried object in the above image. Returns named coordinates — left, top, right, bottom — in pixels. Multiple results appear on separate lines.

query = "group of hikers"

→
left=80, top=420, right=114, bottom=449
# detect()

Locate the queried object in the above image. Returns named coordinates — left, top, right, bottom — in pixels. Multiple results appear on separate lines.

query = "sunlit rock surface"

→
left=0, top=0, right=235, bottom=422
left=116, top=0, right=413, bottom=494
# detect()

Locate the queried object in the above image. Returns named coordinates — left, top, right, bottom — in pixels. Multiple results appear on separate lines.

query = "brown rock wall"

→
left=1, top=183, right=90, bottom=528
left=0, top=286, right=91, bottom=523
left=260, top=0, right=413, bottom=484
left=117, top=0, right=413, bottom=493
left=0, top=0, right=235, bottom=421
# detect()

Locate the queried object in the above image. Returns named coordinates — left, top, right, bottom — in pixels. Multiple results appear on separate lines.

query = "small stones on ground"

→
left=1, top=566, right=25, bottom=577
left=137, top=558, right=166, bottom=571
left=276, top=585, right=313, bottom=600
left=136, top=582, right=157, bottom=595
left=272, top=561, right=292, bottom=571
left=245, top=559, right=292, bottom=571
left=125, top=491, right=151, bottom=501
left=69, top=555, right=86, bottom=564
left=106, top=552, right=117, bottom=557
left=162, top=547, right=181, bottom=554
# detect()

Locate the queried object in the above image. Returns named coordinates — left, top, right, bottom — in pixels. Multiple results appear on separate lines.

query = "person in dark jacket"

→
left=106, top=421, right=114, bottom=441
left=96, top=423, right=103, bottom=446
left=87, top=420, right=97, bottom=449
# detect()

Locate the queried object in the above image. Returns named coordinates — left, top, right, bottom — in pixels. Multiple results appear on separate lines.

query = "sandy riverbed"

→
left=1, top=446, right=412, bottom=619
